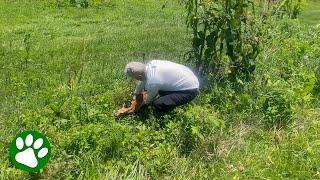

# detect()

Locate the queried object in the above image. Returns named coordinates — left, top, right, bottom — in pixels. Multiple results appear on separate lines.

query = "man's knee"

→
left=152, top=99, right=173, bottom=112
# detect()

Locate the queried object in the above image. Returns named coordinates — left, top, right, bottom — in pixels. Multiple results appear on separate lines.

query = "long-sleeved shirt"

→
left=135, top=60, right=199, bottom=104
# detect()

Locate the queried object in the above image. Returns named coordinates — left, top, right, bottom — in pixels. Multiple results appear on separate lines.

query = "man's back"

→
left=145, top=60, right=199, bottom=92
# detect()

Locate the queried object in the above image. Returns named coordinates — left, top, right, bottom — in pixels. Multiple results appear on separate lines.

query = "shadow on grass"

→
left=134, top=105, right=179, bottom=128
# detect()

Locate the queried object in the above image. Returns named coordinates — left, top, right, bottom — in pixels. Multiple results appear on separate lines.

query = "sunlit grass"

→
left=0, top=0, right=320, bottom=179
left=299, top=0, right=320, bottom=25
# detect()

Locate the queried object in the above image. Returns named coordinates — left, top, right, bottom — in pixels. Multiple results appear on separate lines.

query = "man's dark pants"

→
left=152, top=89, right=199, bottom=112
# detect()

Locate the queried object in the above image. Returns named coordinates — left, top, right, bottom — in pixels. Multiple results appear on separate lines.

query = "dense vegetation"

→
left=0, top=0, right=319, bottom=179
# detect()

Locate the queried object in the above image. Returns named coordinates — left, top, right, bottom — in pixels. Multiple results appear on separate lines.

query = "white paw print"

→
left=15, top=134, right=49, bottom=168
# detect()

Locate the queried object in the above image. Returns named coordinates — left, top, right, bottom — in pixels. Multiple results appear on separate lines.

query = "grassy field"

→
left=299, top=0, right=320, bottom=25
left=1, top=0, right=320, bottom=179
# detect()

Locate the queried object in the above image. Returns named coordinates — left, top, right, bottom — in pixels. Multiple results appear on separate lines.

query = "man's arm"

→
left=134, top=81, right=146, bottom=95
left=145, top=85, right=159, bottom=104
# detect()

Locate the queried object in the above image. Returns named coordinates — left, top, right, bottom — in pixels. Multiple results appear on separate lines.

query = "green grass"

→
left=1, top=0, right=320, bottom=179
left=299, top=0, right=320, bottom=25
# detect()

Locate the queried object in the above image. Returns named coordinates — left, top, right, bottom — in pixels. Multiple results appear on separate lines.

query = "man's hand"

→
left=115, top=91, right=147, bottom=118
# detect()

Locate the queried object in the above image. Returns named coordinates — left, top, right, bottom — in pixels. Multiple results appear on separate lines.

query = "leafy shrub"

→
left=262, top=90, right=295, bottom=128
left=174, top=105, right=225, bottom=154
left=121, top=124, right=175, bottom=176
left=185, top=0, right=261, bottom=83
left=184, top=0, right=307, bottom=84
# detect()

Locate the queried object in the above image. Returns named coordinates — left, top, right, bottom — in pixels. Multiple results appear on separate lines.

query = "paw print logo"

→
left=10, top=131, right=51, bottom=173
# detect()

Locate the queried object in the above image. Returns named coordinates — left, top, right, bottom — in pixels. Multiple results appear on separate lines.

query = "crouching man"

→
left=116, top=60, right=199, bottom=116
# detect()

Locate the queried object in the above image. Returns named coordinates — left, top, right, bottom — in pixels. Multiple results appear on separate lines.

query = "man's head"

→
left=124, top=62, right=146, bottom=81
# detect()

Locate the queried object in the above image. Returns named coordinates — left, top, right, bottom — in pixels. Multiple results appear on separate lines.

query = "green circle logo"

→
left=9, top=130, right=51, bottom=173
